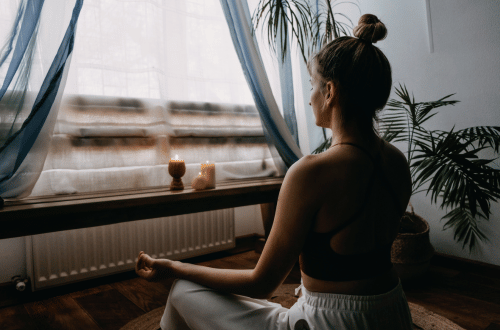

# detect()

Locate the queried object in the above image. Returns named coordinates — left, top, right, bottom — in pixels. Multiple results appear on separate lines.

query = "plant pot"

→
left=391, top=212, right=434, bottom=281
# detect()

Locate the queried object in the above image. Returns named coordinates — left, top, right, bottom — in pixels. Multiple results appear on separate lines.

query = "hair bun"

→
left=353, top=14, right=387, bottom=44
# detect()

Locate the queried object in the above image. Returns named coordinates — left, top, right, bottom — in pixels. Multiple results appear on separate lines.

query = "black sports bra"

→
left=299, top=141, right=405, bottom=281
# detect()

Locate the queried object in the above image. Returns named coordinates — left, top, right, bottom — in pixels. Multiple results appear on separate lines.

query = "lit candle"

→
left=168, top=154, right=186, bottom=190
left=201, top=160, right=215, bottom=189
left=169, top=155, right=185, bottom=168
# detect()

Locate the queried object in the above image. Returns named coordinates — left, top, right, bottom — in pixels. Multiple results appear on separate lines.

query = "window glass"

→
left=64, top=0, right=254, bottom=105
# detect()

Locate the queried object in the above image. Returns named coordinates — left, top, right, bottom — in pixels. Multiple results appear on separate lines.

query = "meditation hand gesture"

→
left=135, top=251, right=175, bottom=282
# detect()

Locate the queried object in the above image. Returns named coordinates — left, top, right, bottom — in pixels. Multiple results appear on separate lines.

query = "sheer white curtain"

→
left=30, top=0, right=280, bottom=196
left=246, top=0, right=316, bottom=155
left=0, top=0, right=82, bottom=198
left=64, top=0, right=253, bottom=103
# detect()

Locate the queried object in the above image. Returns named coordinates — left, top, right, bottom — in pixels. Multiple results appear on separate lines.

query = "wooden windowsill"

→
left=0, top=177, right=284, bottom=240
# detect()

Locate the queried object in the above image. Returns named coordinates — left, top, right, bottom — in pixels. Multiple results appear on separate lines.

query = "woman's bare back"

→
left=301, top=138, right=412, bottom=295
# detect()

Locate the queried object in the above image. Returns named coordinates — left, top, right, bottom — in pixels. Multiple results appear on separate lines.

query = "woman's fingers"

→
left=135, top=252, right=174, bottom=282
left=143, top=254, right=154, bottom=267
left=135, top=254, right=143, bottom=276
left=136, top=252, right=151, bottom=276
left=135, top=252, right=160, bottom=281
left=138, top=268, right=153, bottom=280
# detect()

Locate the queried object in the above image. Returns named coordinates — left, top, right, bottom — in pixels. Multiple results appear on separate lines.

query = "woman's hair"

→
left=307, top=14, right=392, bottom=134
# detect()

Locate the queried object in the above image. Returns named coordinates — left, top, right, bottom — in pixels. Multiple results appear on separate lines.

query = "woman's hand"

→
left=135, top=251, right=176, bottom=282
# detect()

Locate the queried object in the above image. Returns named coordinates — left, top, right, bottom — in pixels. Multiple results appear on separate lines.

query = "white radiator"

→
left=26, top=209, right=235, bottom=291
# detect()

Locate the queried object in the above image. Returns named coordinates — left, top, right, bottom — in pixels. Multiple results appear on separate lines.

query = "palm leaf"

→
left=252, top=0, right=312, bottom=63
left=412, top=131, right=500, bottom=218
left=311, top=136, right=332, bottom=154
left=380, top=124, right=404, bottom=143
left=414, top=95, right=459, bottom=126
left=252, top=0, right=359, bottom=64
left=309, top=1, right=358, bottom=56
left=451, top=126, right=500, bottom=153
left=442, top=206, right=489, bottom=252
left=392, top=84, right=460, bottom=129
left=378, top=110, right=408, bottom=143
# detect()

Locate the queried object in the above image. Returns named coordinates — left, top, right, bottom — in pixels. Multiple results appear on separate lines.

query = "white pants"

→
left=160, top=279, right=413, bottom=330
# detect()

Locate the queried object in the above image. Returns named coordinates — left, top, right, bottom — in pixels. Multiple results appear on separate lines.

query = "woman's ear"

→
left=325, top=81, right=335, bottom=106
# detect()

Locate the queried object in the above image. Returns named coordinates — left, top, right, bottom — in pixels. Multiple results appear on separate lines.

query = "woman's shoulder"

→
left=380, top=141, right=412, bottom=196
left=381, top=140, right=409, bottom=165
left=308, top=139, right=411, bottom=185
left=308, top=141, right=375, bottom=171
left=305, top=145, right=373, bottom=190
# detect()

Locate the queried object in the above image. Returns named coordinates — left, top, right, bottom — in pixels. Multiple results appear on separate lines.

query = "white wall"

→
left=0, top=237, right=26, bottom=284
left=352, top=0, right=500, bottom=265
left=234, top=204, right=266, bottom=237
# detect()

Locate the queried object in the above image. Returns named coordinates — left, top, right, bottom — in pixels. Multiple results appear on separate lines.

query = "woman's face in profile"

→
left=309, top=61, right=328, bottom=128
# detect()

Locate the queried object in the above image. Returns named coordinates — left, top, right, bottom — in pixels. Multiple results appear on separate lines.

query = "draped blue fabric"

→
left=0, top=0, right=45, bottom=101
left=0, top=1, right=30, bottom=67
left=219, top=0, right=303, bottom=171
left=276, top=11, right=300, bottom=149
left=0, top=0, right=84, bottom=198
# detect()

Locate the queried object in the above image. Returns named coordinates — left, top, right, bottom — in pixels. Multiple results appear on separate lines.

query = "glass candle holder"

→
left=168, top=155, right=186, bottom=190
left=201, top=161, right=215, bottom=189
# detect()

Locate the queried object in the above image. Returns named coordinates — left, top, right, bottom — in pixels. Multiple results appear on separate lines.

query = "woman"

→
left=136, top=14, right=414, bottom=329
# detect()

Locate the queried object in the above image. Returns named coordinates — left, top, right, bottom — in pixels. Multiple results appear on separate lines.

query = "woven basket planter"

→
left=391, top=212, right=434, bottom=281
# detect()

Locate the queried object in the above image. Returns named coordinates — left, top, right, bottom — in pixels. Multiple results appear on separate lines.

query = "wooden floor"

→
left=0, top=248, right=499, bottom=330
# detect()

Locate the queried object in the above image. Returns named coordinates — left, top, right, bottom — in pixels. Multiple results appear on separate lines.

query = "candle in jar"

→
left=201, top=161, right=215, bottom=188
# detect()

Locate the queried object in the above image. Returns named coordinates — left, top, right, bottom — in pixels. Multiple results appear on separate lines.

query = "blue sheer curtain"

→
left=276, top=12, right=300, bottom=150
left=219, top=0, right=303, bottom=173
left=0, top=0, right=83, bottom=198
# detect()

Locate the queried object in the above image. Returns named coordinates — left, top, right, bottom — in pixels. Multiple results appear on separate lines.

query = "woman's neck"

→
left=329, top=120, right=377, bottom=148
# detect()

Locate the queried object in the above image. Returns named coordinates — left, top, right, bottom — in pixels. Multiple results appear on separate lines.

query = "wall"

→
left=235, top=204, right=266, bottom=237
left=0, top=237, right=25, bottom=284
left=351, top=0, right=500, bottom=265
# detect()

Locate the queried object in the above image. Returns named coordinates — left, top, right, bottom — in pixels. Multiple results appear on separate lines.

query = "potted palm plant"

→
left=315, top=84, right=500, bottom=278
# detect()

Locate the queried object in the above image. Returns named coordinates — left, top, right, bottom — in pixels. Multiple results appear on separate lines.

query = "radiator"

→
left=26, top=209, right=235, bottom=291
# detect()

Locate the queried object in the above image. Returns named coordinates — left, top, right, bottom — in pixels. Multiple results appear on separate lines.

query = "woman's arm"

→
left=136, top=155, right=323, bottom=299
left=136, top=254, right=260, bottom=296
left=172, top=260, right=261, bottom=296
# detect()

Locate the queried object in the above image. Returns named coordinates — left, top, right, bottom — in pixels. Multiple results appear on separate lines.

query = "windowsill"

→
left=0, top=177, right=284, bottom=240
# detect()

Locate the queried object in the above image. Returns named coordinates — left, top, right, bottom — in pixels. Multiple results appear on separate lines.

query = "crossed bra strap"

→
left=327, top=141, right=404, bottom=235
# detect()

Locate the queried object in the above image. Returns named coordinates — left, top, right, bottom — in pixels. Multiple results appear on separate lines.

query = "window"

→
left=29, top=0, right=279, bottom=197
